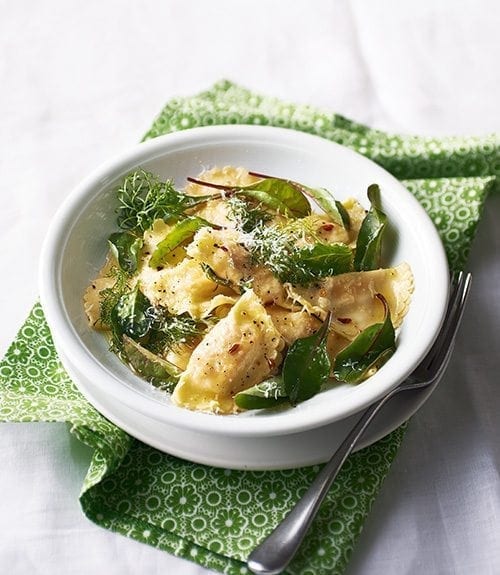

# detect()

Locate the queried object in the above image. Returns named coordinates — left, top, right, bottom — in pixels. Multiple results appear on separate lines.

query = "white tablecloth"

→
left=1, top=2, right=499, bottom=573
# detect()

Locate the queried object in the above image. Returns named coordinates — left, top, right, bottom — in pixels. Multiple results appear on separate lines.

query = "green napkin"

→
left=0, top=81, right=497, bottom=575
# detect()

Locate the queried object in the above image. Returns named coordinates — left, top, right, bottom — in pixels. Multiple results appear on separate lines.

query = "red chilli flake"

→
left=321, top=223, right=334, bottom=231
left=337, top=317, right=352, bottom=324
left=228, top=343, right=241, bottom=354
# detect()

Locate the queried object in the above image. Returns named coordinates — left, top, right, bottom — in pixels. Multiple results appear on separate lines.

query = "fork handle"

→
left=247, top=392, right=396, bottom=575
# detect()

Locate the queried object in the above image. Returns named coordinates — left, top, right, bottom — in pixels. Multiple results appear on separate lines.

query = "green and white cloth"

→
left=0, top=81, right=497, bottom=575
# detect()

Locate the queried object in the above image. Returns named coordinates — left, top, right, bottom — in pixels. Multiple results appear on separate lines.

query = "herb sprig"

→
left=99, top=265, right=129, bottom=329
left=145, top=308, right=201, bottom=352
left=226, top=195, right=273, bottom=232
left=116, top=170, right=212, bottom=232
left=244, top=221, right=353, bottom=285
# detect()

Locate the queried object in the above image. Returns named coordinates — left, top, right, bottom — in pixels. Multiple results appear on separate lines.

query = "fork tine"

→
left=446, top=271, right=466, bottom=321
left=417, top=272, right=462, bottom=368
left=426, top=272, right=471, bottom=374
left=416, top=271, right=464, bottom=373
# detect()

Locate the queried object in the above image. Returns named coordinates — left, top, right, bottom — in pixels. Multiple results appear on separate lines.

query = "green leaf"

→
left=354, top=184, right=387, bottom=271
left=334, top=200, right=351, bottom=230
left=186, top=176, right=311, bottom=218
left=234, top=376, right=288, bottom=410
left=285, top=243, right=353, bottom=285
left=108, top=232, right=143, bottom=274
left=300, top=186, right=351, bottom=230
left=201, top=263, right=240, bottom=292
left=237, top=178, right=311, bottom=218
left=333, top=294, right=396, bottom=383
left=123, top=335, right=181, bottom=391
left=283, top=313, right=332, bottom=405
left=110, top=285, right=153, bottom=342
left=247, top=172, right=350, bottom=227
left=149, top=217, right=210, bottom=268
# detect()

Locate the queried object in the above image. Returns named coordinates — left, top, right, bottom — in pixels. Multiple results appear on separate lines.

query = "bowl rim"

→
left=39, top=124, right=450, bottom=437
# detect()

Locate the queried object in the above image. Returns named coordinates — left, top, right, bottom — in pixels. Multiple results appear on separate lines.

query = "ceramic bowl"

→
left=39, top=125, right=449, bottom=438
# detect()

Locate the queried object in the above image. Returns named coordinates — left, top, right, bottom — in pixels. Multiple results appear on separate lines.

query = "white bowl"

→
left=39, top=125, right=449, bottom=438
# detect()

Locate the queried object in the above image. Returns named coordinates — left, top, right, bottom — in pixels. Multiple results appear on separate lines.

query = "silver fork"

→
left=248, top=271, right=472, bottom=575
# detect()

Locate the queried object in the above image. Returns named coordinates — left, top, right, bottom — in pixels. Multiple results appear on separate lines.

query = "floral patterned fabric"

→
left=0, top=81, right=497, bottom=575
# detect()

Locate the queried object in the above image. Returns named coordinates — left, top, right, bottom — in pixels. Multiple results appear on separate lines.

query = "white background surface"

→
left=1, top=1, right=499, bottom=574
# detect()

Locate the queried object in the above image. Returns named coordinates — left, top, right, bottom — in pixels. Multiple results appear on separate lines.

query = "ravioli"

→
left=298, top=214, right=350, bottom=245
left=172, top=290, right=284, bottom=414
left=286, top=262, right=414, bottom=339
left=185, top=166, right=262, bottom=228
left=187, top=227, right=251, bottom=285
left=266, top=306, right=321, bottom=345
left=139, top=258, right=238, bottom=319
left=83, top=275, right=116, bottom=329
left=142, top=219, right=172, bottom=259
left=165, top=343, right=197, bottom=371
